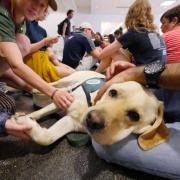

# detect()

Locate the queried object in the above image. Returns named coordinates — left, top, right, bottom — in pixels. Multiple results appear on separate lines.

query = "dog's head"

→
left=82, top=81, right=169, bottom=150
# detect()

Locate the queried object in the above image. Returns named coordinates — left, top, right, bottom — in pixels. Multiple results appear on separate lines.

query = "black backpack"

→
left=57, top=21, right=63, bottom=35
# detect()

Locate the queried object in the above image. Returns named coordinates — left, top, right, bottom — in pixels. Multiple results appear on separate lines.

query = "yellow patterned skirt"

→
left=24, top=51, right=60, bottom=83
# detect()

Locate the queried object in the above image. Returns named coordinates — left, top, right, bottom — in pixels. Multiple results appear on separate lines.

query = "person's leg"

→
left=93, top=122, right=180, bottom=180
left=16, top=33, right=31, bottom=58
left=0, top=63, right=32, bottom=92
left=55, top=63, right=75, bottom=78
left=0, top=35, right=32, bottom=91
left=76, top=56, right=97, bottom=71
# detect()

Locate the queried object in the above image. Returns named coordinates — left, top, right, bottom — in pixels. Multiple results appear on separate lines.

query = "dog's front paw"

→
left=13, top=112, right=26, bottom=118
left=14, top=114, right=34, bottom=125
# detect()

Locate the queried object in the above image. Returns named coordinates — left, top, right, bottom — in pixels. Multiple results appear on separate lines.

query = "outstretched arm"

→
left=0, top=41, right=74, bottom=110
left=30, top=36, right=59, bottom=53
left=99, top=40, right=122, bottom=60
left=95, top=62, right=180, bottom=102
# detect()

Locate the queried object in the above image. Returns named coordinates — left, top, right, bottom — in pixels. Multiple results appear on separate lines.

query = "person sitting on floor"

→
left=151, top=4, right=180, bottom=123
left=94, top=32, right=106, bottom=49
left=98, top=0, right=166, bottom=69
left=0, top=0, right=74, bottom=139
left=24, top=7, right=75, bottom=83
left=62, top=22, right=102, bottom=71
left=160, top=4, right=180, bottom=64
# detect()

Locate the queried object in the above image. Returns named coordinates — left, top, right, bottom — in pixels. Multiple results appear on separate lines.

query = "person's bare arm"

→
left=105, top=62, right=180, bottom=90
left=0, top=42, right=74, bottom=109
left=96, top=48, right=132, bottom=73
left=159, top=63, right=180, bottom=90
left=108, top=62, right=180, bottom=90
left=90, top=47, right=102, bottom=59
left=95, top=62, right=180, bottom=103
left=1, top=42, right=55, bottom=95
left=30, top=36, right=59, bottom=53
left=99, top=40, right=122, bottom=59
left=95, top=56, right=112, bottom=73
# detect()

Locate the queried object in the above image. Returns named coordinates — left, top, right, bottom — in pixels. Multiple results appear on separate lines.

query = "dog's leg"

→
left=16, top=115, right=77, bottom=145
left=28, top=103, right=58, bottom=120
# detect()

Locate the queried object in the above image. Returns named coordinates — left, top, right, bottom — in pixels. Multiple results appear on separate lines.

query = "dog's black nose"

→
left=86, top=110, right=105, bottom=130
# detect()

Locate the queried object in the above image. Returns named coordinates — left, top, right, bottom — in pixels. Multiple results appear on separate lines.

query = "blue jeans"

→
left=93, top=122, right=180, bottom=179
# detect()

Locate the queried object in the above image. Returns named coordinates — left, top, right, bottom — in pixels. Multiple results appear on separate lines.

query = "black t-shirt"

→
left=57, top=18, right=71, bottom=36
left=118, top=29, right=167, bottom=65
left=62, top=32, right=95, bottom=68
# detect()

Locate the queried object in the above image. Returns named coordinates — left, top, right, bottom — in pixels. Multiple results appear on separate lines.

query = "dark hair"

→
left=94, top=39, right=103, bottom=47
left=67, top=9, right=74, bottom=16
left=95, top=32, right=104, bottom=41
left=114, top=29, right=123, bottom=36
left=119, top=27, right=123, bottom=32
left=79, top=27, right=85, bottom=32
left=160, top=5, right=180, bottom=23
left=108, top=34, right=115, bottom=43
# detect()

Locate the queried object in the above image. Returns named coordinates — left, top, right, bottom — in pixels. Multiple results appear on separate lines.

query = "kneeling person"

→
left=62, top=22, right=101, bottom=70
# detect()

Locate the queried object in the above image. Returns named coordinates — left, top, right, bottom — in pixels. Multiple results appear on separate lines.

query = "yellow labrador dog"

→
left=15, top=71, right=169, bottom=150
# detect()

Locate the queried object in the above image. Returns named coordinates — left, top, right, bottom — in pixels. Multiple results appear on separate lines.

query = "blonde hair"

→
left=125, top=0, right=156, bottom=32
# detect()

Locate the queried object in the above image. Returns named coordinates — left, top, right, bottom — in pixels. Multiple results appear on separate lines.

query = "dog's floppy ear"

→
left=138, top=102, right=169, bottom=150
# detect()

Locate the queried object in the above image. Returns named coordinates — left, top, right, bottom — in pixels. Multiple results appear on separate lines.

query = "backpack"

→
left=57, top=21, right=63, bottom=35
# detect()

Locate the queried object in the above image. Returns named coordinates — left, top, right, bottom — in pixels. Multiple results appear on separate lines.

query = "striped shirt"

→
left=163, top=27, right=180, bottom=63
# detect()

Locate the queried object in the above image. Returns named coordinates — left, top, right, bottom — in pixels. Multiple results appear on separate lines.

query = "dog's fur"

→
left=15, top=71, right=169, bottom=150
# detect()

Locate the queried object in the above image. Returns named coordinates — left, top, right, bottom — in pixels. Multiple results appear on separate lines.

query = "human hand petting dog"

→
left=106, top=61, right=135, bottom=80
left=95, top=61, right=145, bottom=103
left=5, top=118, right=32, bottom=140
left=52, top=90, right=74, bottom=111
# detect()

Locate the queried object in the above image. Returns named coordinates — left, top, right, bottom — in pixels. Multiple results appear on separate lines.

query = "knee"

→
left=16, top=34, right=31, bottom=57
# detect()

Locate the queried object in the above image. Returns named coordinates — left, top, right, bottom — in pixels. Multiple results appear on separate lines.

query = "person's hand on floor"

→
left=5, top=118, right=32, bottom=140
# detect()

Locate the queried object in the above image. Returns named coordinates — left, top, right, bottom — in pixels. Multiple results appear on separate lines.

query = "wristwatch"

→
left=144, top=60, right=166, bottom=88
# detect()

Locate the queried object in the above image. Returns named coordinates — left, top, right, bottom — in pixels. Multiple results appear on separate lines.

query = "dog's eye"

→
left=127, top=111, right=140, bottom=121
left=108, top=89, right=118, bottom=98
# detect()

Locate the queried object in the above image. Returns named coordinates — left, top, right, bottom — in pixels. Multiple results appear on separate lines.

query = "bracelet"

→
left=51, top=89, right=58, bottom=99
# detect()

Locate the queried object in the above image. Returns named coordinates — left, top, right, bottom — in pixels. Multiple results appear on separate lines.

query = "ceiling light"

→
left=160, top=0, right=176, bottom=7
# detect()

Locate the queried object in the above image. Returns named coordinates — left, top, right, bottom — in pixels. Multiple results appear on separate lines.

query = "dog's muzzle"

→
left=85, top=110, right=105, bottom=131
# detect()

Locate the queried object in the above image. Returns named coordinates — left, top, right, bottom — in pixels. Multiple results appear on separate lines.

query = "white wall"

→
left=74, top=13, right=162, bottom=35
left=39, top=12, right=66, bottom=36
left=74, top=13, right=125, bottom=35
left=40, top=12, right=162, bottom=36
